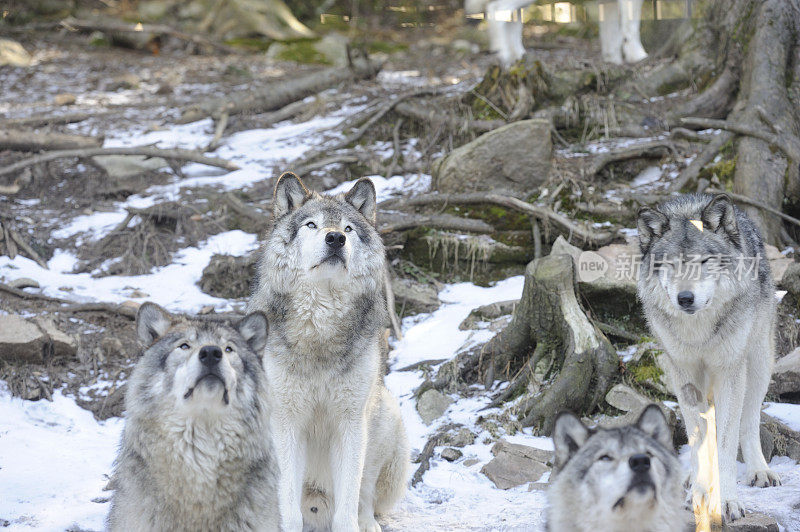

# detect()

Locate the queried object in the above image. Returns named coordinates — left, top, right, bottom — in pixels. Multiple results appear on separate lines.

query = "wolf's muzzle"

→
left=677, top=291, right=694, bottom=310
left=325, top=231, right=346, bottom=249
left=199, top=345, right=222, bottom=368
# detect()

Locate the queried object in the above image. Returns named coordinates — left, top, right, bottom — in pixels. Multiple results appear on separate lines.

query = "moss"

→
left=697, top=156, right=736, bottom=190
left=623, top=348, right=671, bottom=400
left=224, top=37, right=272, bottom=51
left=442, top=205, right=529, bottom=231
left=365, top=41, right=408, bottom=55
left=270, top=39, right=332, bottom=65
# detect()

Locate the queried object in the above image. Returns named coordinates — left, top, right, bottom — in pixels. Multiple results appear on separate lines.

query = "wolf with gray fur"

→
left=247, top=173, right=409, bottom=532
left=637, top=193, right=780, bottom=522
left=548, top=405, right=685, bottom=532
left=107, top=303, right=279, bottom=532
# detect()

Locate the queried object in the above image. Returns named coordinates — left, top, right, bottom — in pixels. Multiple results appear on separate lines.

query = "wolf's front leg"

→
left=273, top=420, right=307, bottom=532
left=714, top=371, right=747, bottom=522
left=330, top=415, right=367, bottom=532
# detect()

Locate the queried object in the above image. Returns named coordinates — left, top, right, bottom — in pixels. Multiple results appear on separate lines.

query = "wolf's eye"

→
left=344, top=225, right=353, bottom=233
left=179, top=343, right=190, bottom=350
left=225, top=346, right=232, bottom=353
left=306, top=221, right=317, bottom=229
left=598, top=454, right=614, bottom=462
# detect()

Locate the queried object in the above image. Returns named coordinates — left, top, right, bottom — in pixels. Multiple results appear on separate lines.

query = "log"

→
left=178, top=58, right=382, bottom=124
left=0, top=129, right=103, bottom=151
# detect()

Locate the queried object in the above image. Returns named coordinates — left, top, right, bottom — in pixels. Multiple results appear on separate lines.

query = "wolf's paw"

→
left=748, top=469, right=781, bottom=487
left=358, top=516, right=382, bottom=532
left=723, top=499, right=746, bottom=522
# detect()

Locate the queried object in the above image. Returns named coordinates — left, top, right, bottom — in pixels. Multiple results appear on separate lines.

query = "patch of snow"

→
left=764, top=402, right=800, bottom=432
left=51, top=211, right=129, bottom=242
left=631, top=166, right=662, bottom=187
left=325, top=174, right=431, bottom=202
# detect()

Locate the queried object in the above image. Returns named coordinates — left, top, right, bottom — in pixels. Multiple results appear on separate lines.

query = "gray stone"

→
left=770, top=347, right=800, bottom=396
left=0, top=39, right=33, bottom=67
left=462, top=458, right=480, bottom=467
left=391, top=277, right=440, bottom=315
left=440, top=448, right=463, bottom=462
left=779, top=261, right=800, bottom=296
left=444, top=427, right=477, bottom=447
left=314, top=33, right=349, bottom=67
left=92, top=155, right=167, bottom=180
left=0, top=315, right=77, bottom=363
left=432, top=119, right=552, bottom=197
left=604, top=384, right=677, bottom=426
left=199, top=253, right=258, bottom=299
left=8, top=277, right=39, bottom=289
left=760, top=412, right=800, bottom=462
left=459, top=300, right=516, bottom=330
left=725, top=512, right=779, bottom=532
left=416, top=389, right=453, bottom=425
left=480, top=439, right=551, bottom=489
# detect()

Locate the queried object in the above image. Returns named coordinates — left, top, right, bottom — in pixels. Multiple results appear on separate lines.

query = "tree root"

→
left=0, top=129, right=103, bottom=152
left=669, top=129, right=734, bottom=192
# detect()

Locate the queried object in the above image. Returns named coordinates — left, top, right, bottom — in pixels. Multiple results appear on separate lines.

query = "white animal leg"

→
left=358, top=456, right=382, bottom=532
left=598, top=1, right=623, bottom=64
left=713, top=370, right=747, bottom=522
left=740, top=338, right=781, bottom=487
left=330, top=416, right=367, bottom=532
left=486, top=2, right=503, bottom=54
left=486, top=0, right=527, bottom=66
left=274, top=421, right=307, bottom=532
left=619, top=0, right=648, bottom=63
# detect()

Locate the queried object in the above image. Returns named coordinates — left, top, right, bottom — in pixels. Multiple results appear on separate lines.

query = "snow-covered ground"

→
left=1, top=93, right=799, bottom=532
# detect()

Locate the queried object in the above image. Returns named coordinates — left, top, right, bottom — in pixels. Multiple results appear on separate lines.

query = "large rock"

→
left=725, top=513, right=780, bottom=532
left=0, top=315, right=77, bottom=363
left=769, top=347, right=800, bottom=397
left=92, top=155, right=167, bottom=180
left=391, top=277, right=440, bottom=315
left=416, top=389, right=453, bottom=425
left=199, top=253, right=257, bottom=299
left=481, top=440, right=551, bottom=489
left=432, top=119, right=551, bottom=197
left=760, top=412, right=800, bottom=462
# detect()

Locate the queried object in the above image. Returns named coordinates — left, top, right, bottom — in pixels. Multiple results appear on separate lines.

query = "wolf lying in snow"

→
left=637, top=193, right=780, bottom=522
left=548, top=405, right=685, bottom=532
left=108, top=303, right=278, bottom=532
left=247, top=173, right=409, bottom=532
left=465, top=0, right=648, bottom=66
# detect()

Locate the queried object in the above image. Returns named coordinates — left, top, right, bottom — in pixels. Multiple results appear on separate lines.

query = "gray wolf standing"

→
left=247, top=173, right=409, bottom=532
left=107, top=303, right=278, bottom=532
left=548, top=405, right=685, bottom=532
left=637, top=193, right=780, bottom=522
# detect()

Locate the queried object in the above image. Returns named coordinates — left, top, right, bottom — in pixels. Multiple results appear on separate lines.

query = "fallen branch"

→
left=394, top=100, right=505, bottom=134
left=411, top=423, right=459, bottom=486
left=0, top=146, right=238, bottom=178
left=384, top=268, right=403, bottom=341
left=0, top=112, right=111, bottom=128
left=179, top=58, right=381, bottom=124
left=0, top=129, right=103, bottom=151
left=669, top=130, right=734, bottom=192
left=583, top=139, right=678, bottom=177
left=705, top=188, right=800, bottom=229
left=61, top=17, right=236, bottom=54
left=379, top=213, right=495, bottom=235
left=681, top=117, right=800, bottom=162
left=381, top=192, right=614, bottom=246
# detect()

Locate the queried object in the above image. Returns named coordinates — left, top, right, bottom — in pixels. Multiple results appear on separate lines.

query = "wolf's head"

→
left=128, top=303, right=268, bottom=419
left=637, top=193, right=749, bottom=314
left=551, top=405, right=682, bottom=523
left=262, top=172, right=385, bottom=290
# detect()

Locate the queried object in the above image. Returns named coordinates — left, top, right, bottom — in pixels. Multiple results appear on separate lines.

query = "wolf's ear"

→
left=344, top=178, right=377, bottom=224
left=636, top=404, right=672, bottom=449
left=136, top=302, right=172, bottom=346
left=702, top=194, right=740, bottom=246
left=273, top=172, right=310, bottom=219
left=552, top=411, right=591, bottom=469
left=237, top=312, right=268, bottom=353
left=637, top=207, right=669, bottom=254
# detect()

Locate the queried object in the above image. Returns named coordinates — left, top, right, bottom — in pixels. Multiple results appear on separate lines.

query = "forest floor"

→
left=1, top=27, right=799, bottom=531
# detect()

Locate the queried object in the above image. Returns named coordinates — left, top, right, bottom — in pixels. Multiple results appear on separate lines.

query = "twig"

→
left=0, top=146, right=238, bottom=178
left=206, top=111, right=229, bottom=152
left=411, top=423, right=459, bottom=487
left=7, top=228, right=47, bottom=268
left=291, top=153, right=362, bottom=177
left=222, top=192, right=266, bottom=223
left=381, top=193, right=614, bottom=246
left=584, top=139, right=676, bottom=177
left=384, top=119, right=404, bottom=180
left=669, top=130, right=734, bottom=192
left=0, top=111, right=112, bottom=128
left=379, top=214, right=495, bottom=235
left=680, top=117, right=800, bottom=161
left=593, top=320, right=639, bottom=342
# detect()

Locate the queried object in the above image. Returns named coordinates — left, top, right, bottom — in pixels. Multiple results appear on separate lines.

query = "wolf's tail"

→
left=301, top=485, right=332, bottom=532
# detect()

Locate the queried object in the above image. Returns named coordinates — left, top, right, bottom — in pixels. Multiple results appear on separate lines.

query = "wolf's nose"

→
left=629, top=454, right=651, bottom=473
left=199, top=345, right=223, bottom=367
left=325, top=231, right=346, bottom=249
left=677, top=291, right=694, bottom=308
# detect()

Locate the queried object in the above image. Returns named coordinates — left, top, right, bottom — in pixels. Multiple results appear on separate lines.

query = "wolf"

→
left=107, top=303, right=279, bottom=532
left=548, top=405, right=686, bottom=532
left=247, top=172, right=409, bottom=532
left=637, top=193, right=780, bottom=522
left=464, top=0, right=647, bottom=66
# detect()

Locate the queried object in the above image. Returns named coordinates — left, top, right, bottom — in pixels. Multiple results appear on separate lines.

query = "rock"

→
left=764, top=244, right=792, bottom=285
left=432, top=119, right=552, bottom=197
left=33, top=317, right=77, bottom=358
left=451, top=39, right=479, bottom=54
left=0, top=39, right=33, bottom=67
left=0, top=315, right=76, bottom=363
left=602, top=384, right=677, bottom=428
left=416, top=389, right=453, bottom=425
left=8, top=277, right=40, bottom=289
left=391, top=276, right=440, bottom=315
left=440, top=448, right=463, bottom=462
left=480, top=439, right=551, bottom=489
left=314, top=33, right=349, bottom=67
left=725, top=512, right=779, bottom=532
left=53, top=93, right=76, bottom=106
left=780, top=261, right=800, bottom=296
left=199, top=253, right=257, bottom=299
left=104, top=73, right=141, bottom=92
left=101, top=337, right=124, bottom=359
left=92, top=155, right=168, bottom=180
left=444, top=427, right=477, bottom=447
left=462, top=458, right=480, bottom=467
left=770, top=347, right=800, bottom=396
left=760, top=412, right=800, bottom=462
left=459, top=300, right=516, bottom=330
